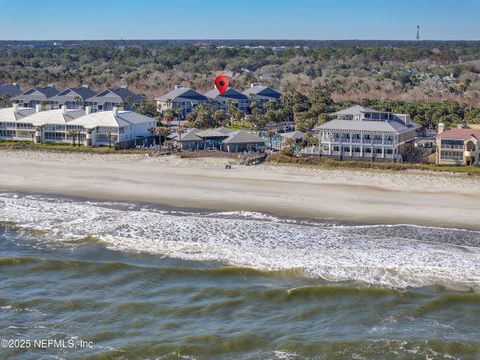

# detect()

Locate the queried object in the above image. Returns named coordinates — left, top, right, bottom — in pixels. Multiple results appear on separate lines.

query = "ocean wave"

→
left=1, top=192, right=480, bottom=290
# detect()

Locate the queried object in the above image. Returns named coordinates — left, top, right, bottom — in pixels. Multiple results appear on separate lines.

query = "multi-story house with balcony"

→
left=204, top=87, right=250, bottom=113
left=86, top=87, right=145, bottom=112
left=50, top=85, right=96, bottom=109
left=436, top=125, right=480, bottom=166
left=155, top=85, right=209, bottom=119
left=313, top=105, right=420, bottom=162
left=242, top=83, right=282, bottom=113
left=12, top=85, right=59, bottom=109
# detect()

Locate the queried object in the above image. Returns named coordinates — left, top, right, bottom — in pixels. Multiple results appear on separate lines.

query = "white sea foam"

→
left=1, top=192, right=479, bottom=290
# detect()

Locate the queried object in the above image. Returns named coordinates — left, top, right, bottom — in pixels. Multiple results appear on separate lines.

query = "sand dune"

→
left=1, top=150, right=479, bottom=230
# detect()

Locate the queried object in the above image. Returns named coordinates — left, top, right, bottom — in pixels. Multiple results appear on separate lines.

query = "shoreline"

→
left=2, top=150, right=480, bottom=231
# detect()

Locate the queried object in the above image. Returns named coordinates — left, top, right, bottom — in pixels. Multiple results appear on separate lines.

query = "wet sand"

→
left=1, top=150, right=479, bottom=230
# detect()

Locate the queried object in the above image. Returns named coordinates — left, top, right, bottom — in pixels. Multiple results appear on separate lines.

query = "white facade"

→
left=311, top=106, right=420, bottom=162
left=0, top=106, right=157, bottom=147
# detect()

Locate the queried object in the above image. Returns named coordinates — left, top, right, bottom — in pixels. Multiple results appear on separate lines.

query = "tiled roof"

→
left=438, top=128, right=480, bottom=140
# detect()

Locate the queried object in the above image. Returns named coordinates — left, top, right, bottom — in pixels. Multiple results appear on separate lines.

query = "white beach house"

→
left=313, top=105, right=420, bottom=162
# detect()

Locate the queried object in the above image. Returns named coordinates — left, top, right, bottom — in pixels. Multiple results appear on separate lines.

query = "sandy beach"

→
left=1, top=150, right=479, bottom=230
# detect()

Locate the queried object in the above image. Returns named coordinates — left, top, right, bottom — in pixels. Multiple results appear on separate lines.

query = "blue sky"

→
left=0, top=0, right=479, bottom=40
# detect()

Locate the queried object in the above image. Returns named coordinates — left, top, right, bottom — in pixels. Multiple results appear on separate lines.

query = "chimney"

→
left=120, top=85, right=128, bottom=89
left=82, top=84, right=89, bottom=88
left=62, top=105, right=67, bottom=114
left=47, top=84, right=54, bottom=88
left=13, top=103, right=19, bottom=112
left=35, top=104, right=42, bottom=113
left=113, top=106, right=119, bottom=116
left=85, top=106, right=91, bottom=114
left=174, top=84, right=183, bottom=90
left=438, top=123, right=445, bottom=135
left=251, top=83, right=259, bottom=88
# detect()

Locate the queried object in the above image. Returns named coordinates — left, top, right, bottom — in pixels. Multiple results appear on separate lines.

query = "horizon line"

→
left=1, top=38, right=479, bottom=42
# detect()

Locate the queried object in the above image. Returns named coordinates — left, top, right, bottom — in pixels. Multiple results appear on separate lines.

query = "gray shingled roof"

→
left=196, top=127, right=234, bottom=138
left=168, top=128, right=203, bottom=142
left=243, top=85, right=282, bottom=100
left=12, top=86, right=59, bottom=101
left=317, top=119, right=419, bottom=133
left=204, top=87, right=249, bottom=100
left=155, top=87, right=208, bottom=102
left=50, top=86, right=96, bottom=102
left=222, top=130, right=266, bottom=144
left=0, top=83, right=21, bottom=98
left=86, top=88, right=145, bottom=104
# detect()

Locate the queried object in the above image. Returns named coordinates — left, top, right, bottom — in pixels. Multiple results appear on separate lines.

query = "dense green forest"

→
left=1, top=41, right=480, bottom=129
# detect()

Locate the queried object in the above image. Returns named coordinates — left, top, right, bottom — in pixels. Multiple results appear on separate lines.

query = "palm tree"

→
left=266, top=129, right=276, bottom=150
left=148, top=126, right=171, bottom=145
left=39, top=100, right=47, bottom=110
left=73, top=96, right=82, bottom=109
left=177, top=126, right=186, bottom=150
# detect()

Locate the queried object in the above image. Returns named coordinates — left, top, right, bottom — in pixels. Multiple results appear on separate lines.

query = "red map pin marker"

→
left=215, top=75, right=230, bottom=96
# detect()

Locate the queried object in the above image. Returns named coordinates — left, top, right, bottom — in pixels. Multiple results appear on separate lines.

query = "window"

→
left=441, top=151, right=463, bottom=160
left=441, top=139, right=464, bottom=150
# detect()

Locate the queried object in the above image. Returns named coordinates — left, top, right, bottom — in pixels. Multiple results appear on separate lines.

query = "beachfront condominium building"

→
left=0, top=105, right=156, bottom=148
left=436, top=125, right=480, bottom=166
left=314, top=105, right=420, bottom=162
left=12, top=85, right=60, bottom=109
left=86, top=87, right=146, bottom=112
left=50, top=85, right=96, bottom=109
left=204, top=87, right=250, bottom=113
left=0, top=104, right=36, bottom=140
left=242, top=83, right=282, bottom=112
left=67, top=107, right=157, bottom=147
left=155, top=85, right=209, bottom=119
